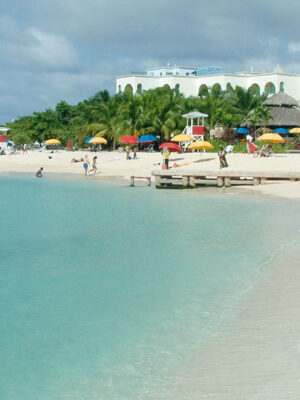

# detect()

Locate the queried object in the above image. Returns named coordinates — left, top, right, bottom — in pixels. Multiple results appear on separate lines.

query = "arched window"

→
left=264, top=82, right=275, bottom=95
left=212, top=83, right=221, bottom=91
left=163, top=84, right=171, bottom=90
left=198, top=84, right=208, bottom=95
left=118, top=85, right=121, bottom=93
left=125, top=84, right=133, bottom=93
left=280, top=81, right=285, bottom=93
left=249, top=83, right=260, bottom=95
left=226, top=82, right=233, bottom=91
left=137, top=83, right=142, bottom=94
left=175, top=83, right=180, bottom=94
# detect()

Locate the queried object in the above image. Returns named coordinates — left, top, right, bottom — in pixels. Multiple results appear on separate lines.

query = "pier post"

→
left=224, top=177, right=231, bottom=187
left=182, top=176, right=188, bottom=187
left=155, top=175, right=162, bottom=188
left=189, top=176, right=196, bottom=187
left=217, top=177, right=224, bottom=187
left=130, top=176, right=134, bottom=186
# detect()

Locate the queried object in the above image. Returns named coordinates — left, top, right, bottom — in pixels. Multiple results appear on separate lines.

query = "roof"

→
left=266, top=107, right=300, bottom=126
left=262, top=92, right=299, bottom=107
left=182, top=111, right=209, bottom=118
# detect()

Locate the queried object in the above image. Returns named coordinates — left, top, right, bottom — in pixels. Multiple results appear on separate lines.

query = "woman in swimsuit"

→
left=89, top=156, right=97, bottom=175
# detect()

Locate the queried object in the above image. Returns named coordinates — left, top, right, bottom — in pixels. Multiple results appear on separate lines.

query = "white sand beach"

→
left=0, top=149, right=299, bottom=199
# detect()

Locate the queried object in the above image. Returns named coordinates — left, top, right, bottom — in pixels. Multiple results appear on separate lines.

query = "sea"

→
left=0, top=176, right=299, bottom=400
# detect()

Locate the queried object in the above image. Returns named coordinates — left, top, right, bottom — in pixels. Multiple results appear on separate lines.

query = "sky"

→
left=1, top=0, right=300, bottom=124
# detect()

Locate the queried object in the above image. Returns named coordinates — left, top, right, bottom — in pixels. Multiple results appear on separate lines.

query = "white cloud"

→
left=288, top=42, right=300, bottom=53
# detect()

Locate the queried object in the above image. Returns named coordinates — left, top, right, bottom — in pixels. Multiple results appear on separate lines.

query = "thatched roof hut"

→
left=244, top=92, right=300, bottom=127
left=262, top=92, right=299, bottom=108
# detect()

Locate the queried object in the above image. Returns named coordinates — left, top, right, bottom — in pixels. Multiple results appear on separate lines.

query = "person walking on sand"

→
left=218, top=146, right=228, bottom=169
left=83, top=155, right=90, bottom=176
left=132, top=147, right=137, bottom=159
left=125, top=146, right=130, bottom=160
left=89, top=156, right=98, bottom=175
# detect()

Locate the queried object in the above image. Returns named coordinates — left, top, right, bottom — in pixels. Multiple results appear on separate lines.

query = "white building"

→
left=116, top=65, right=300, bottom=102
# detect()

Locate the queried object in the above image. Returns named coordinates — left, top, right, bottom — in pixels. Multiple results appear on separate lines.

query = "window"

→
left=280, top=81, right=284, bottom=92
left=137, top=84, right=142, bottom=94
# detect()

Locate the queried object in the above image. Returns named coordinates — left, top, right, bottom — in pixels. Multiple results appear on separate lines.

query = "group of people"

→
left=82, top=155, right=98, bottom=176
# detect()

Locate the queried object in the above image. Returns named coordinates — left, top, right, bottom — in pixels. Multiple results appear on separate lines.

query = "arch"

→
left=175, top=83, right=180, bottom=94
left=212, top=83, right=221, bottom=91
left=137, top=83, right=142, bottom=94
left=264, top=82, right=275, bottom=95
left=198, top=84, right=208, bottom=95
left=124, top=84, right=133, bottom=92
left=280, top=81, right=285, bottom=93
left=163, top=84, right=171, bottom=90
left=226, top=82, right=233, bottom=91
left=249, top=83, right=260, bottom=95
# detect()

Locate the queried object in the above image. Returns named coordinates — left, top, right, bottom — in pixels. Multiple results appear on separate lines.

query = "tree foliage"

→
left=6, top=86, right=268, bottom=147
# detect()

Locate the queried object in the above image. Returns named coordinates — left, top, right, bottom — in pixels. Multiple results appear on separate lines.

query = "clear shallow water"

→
left=0, top=177, right=299, bottom=399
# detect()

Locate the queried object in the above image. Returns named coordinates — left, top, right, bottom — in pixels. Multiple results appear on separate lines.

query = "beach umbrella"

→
left=159, top=142, right=182, bottom=152
left=137, top=135, right=157, bottom=143
left=0, top=135, right=7, bottom=142
left=119, top=135, right=138, bottom=145
left=84, top=136, right=94, bottom=144
left=171, top=134, right=193, bottom=142
left=257, top=133, right=285, bottom=144
left=45, top=138, right=61, bottom=145
left=188, top=141, right=213, bottom=150
left=89, top=137, right=107, bottom=144
left=234, top=127, right=249, bottom=134
left=289, top=127, right=300, bottom=134
left=273, top=128, right=289, bottom=134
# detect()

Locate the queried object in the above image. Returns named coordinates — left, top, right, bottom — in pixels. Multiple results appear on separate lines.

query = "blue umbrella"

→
left=273, top=128, right=289, bottom=134
left=234, top=127, right=249, bottom=134
left=84, top=136, right=94, bottom=143
left=138, top=135, right=158, bottom=143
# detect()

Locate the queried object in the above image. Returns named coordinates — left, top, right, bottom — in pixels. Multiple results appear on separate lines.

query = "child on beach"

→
left=36, top=167, right=43, bottom=177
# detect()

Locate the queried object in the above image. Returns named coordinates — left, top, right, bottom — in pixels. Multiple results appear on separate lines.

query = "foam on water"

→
left=0, top=177, right=299, bottom=399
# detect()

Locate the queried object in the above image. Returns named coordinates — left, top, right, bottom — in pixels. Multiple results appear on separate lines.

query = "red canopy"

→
left=159, top=142, right=182, bottom=152
left=119, top=135, right=138, bottom=145
left=0, top=135, right=7, bottom=143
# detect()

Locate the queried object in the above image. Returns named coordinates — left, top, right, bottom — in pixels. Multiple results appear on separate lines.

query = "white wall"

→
left=116, top=73, right=300, bottom=102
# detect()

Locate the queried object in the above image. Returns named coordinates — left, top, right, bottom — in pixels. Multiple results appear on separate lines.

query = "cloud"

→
left=1, top=0, right=300, bottom=123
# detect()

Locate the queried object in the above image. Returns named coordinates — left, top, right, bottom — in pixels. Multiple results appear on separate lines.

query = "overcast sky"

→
left=1, top=0, right=300, bottom=123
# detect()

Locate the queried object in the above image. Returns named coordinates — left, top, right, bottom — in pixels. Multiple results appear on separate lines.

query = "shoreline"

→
left=158, top=238, right=300, bottom=399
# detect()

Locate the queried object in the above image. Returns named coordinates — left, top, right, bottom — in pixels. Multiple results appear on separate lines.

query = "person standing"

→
left=125, top=146, right=130, bottom=160
left=83, top=155, right=90, bottom=176
left=164, top=149, right=170, bottom=169
left=218, top=146, right=228, bottom=169
left=132, top=147, right=137, bottom=159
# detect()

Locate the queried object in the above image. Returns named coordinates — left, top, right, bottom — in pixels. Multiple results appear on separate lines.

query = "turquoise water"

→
left=0, top=177, right=299, bottom=399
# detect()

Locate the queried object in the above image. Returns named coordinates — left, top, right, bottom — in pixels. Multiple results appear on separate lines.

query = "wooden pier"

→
left=152, top=169, right=300, bottom=188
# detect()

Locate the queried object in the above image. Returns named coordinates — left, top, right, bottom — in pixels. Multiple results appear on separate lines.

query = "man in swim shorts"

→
left=83, top=155, right=90, bottom=176
left=36, top=167, right=43, bottom=177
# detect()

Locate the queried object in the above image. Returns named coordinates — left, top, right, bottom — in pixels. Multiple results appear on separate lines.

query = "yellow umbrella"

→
left=290, top=127, right=300, bottom=134
left=89, top=137, right=107, bottom=144
left=257, top=133, right=285, bottom=144
left=188, top=141, right=213, bottom=150
left=171, top=134, right=193, bottom=142
left=45, top=138, right=61, bottom=145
